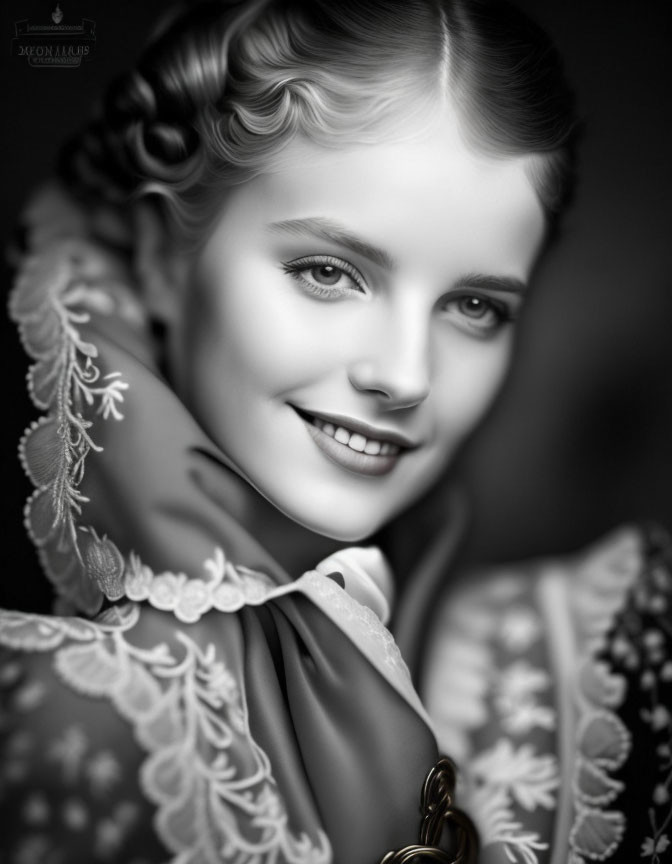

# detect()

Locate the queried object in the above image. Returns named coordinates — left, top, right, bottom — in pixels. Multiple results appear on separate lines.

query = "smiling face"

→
left=168, top=112, right=546, bottom=540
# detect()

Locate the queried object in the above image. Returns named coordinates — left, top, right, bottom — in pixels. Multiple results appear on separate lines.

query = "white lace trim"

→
left=423, top=576, right=557, bottom=864
left=0, top=605, right=332, bottom=864
left=10, top=238, right=134, bottom=613
left=424, top=528, right=647, bottom=864
left=125, top=546, right=431, bottom=730
left=561, top=529, right=640, bottom=864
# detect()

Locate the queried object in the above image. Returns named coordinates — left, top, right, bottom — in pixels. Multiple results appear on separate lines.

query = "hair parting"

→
left=58, top=0, right=578, bottom=245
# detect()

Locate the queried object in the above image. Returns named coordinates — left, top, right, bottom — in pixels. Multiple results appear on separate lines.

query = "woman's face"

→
left=171, top=113, right=546, bottom=540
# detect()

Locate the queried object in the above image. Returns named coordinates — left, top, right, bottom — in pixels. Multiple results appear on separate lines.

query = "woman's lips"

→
left=293, top=407, right=413, bottom=477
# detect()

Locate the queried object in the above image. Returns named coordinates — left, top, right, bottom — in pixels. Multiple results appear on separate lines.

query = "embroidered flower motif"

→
left=203, top=659, right=239, bottom=704
left=212, top=582, right=246, bottom=611
left=0, top=659, right=22, bottom=686
left=125, top=548, right=281, bottom=622
left=643, top=705, right=672, bottom=732
left=497, top=662, right=550, bottom=699
left=62, top=797, right=89, bottom=830
left=147, top=573, right=187, bottom=610
left=467, top=783, right=548, bottom=864
left=651, top=565, right=672, bottom=592
left=22, top=793, right=50, bottom=825
left=471, top=739, right=559, bottom=811
left=499, top=607, right=541, bottom=651
left=95, top=816, right=126, bottom=857
left=641, top=834, right=670, bottom=858
left=611, top=634, right=635, bottom=663
left=653, top=785, right=670, bottom=805
left=98, top=372, right=128, bottom=421
left=174, top=578, right=212, bottom=623
left=12, top=679, right=47, bottom=712
left=495, top=661, right=555, bottom=735
left=48, top=725, right=89, bottom=783
left=86, top=751, right=122, bottom=796
left=649, top=595, right=668, bottom=614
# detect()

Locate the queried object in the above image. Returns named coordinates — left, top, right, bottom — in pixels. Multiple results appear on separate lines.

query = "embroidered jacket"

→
left=423, top=524, right=672, bottom=864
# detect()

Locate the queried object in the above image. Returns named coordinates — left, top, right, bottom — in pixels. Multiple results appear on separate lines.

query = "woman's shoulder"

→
left=0, top=600, right=265, bottom=864
left=422, top=523, right=672, bottom=864
left=0, top=603, right=169, bottom=863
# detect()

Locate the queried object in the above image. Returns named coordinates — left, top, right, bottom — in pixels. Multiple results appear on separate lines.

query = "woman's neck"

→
left=240, top=483, right=348, bottom=574
left=196, top=449, right=348, bottom=575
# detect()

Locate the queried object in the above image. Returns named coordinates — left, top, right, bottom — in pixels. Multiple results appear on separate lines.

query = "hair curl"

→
left=59, top=0, right=577, bottom=241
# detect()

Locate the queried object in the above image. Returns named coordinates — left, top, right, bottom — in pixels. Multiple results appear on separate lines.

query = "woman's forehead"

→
left=209, top=121, right=546, bottom=280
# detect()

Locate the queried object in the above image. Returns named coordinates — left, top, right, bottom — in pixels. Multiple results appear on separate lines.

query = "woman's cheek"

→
left=433, top=337, right=513, bottom=439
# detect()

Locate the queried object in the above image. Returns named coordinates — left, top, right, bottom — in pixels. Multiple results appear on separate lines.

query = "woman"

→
left=1, top=0, right=667, bottom=862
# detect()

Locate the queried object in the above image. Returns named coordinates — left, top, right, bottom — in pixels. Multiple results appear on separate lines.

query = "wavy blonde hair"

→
left=60, top=0, right=577, bottom=240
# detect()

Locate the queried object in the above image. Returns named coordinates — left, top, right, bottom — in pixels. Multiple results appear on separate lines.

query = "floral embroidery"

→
left=0, top=607, right=332, bottom=864
left=423, top=577, right=557, bottom=864
left=62, top=798, right=89, bottom=830
left=468, top=784, right=547, bottom=864
left=471, top=739, right=559, bottom=812
left=10, top=240, right=131, bottom=613
left=22, top=793, right=51, bottom=826
left=499, top=607, right=542, bottom=652
left=48, top=725, right=89, bottom=783
left=494, top=661, right=555, bottom=736
left=612, top=532, right=672, bottom=864
left=85, top=751, right=122, bottom=796
left=641, top=832, right=670, bottom=862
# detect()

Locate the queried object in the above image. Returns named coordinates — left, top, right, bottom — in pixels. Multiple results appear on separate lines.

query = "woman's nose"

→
left=347, top=310, right=432, bottom=410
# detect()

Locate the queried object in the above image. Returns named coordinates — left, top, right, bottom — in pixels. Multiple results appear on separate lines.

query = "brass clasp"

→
left=379, top=757, right=479, bottom=864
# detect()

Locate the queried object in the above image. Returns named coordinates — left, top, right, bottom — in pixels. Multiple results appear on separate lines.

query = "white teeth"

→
left=334, top=427, right=350, bottom=445
left=310, top=414, right=402, bottom=457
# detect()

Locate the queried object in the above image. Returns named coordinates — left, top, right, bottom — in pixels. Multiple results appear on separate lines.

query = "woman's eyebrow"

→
left=268, top=217, right=396, bottom=270
left=455, top=272, right=528, bottom=295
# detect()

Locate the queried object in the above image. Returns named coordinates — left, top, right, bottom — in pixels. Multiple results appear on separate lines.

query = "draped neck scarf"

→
left=5, top=184, right=471, bottom=863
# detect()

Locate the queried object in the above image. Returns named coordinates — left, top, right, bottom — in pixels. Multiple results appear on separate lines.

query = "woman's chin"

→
left=278, top=500, right=392, bottom=545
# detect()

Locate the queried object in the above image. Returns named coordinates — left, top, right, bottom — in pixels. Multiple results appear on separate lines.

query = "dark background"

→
left=1, top=0, right=671, bottom=610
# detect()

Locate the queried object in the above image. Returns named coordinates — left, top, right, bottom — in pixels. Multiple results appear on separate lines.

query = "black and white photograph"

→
left=1, top=1, right=671, bottom=862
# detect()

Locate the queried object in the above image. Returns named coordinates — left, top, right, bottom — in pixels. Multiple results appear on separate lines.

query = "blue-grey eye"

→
left=458, top=296, right=490, bottom=319
left=311, top=264, right=342, bottom=286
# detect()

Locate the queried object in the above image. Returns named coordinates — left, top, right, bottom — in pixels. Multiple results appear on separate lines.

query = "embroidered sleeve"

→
left=0, top=638, right=162, bottom=863
left=591, top=525, right=672, bottom=864
left=0, top=605, right=333, bottom=864
left=422, top=525, right=672, bottom=864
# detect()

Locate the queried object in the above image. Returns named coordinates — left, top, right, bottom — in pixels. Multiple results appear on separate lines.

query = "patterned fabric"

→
left=1, top=185, right=446, bottom=864
left=422, top=525, right=672, bottom=864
